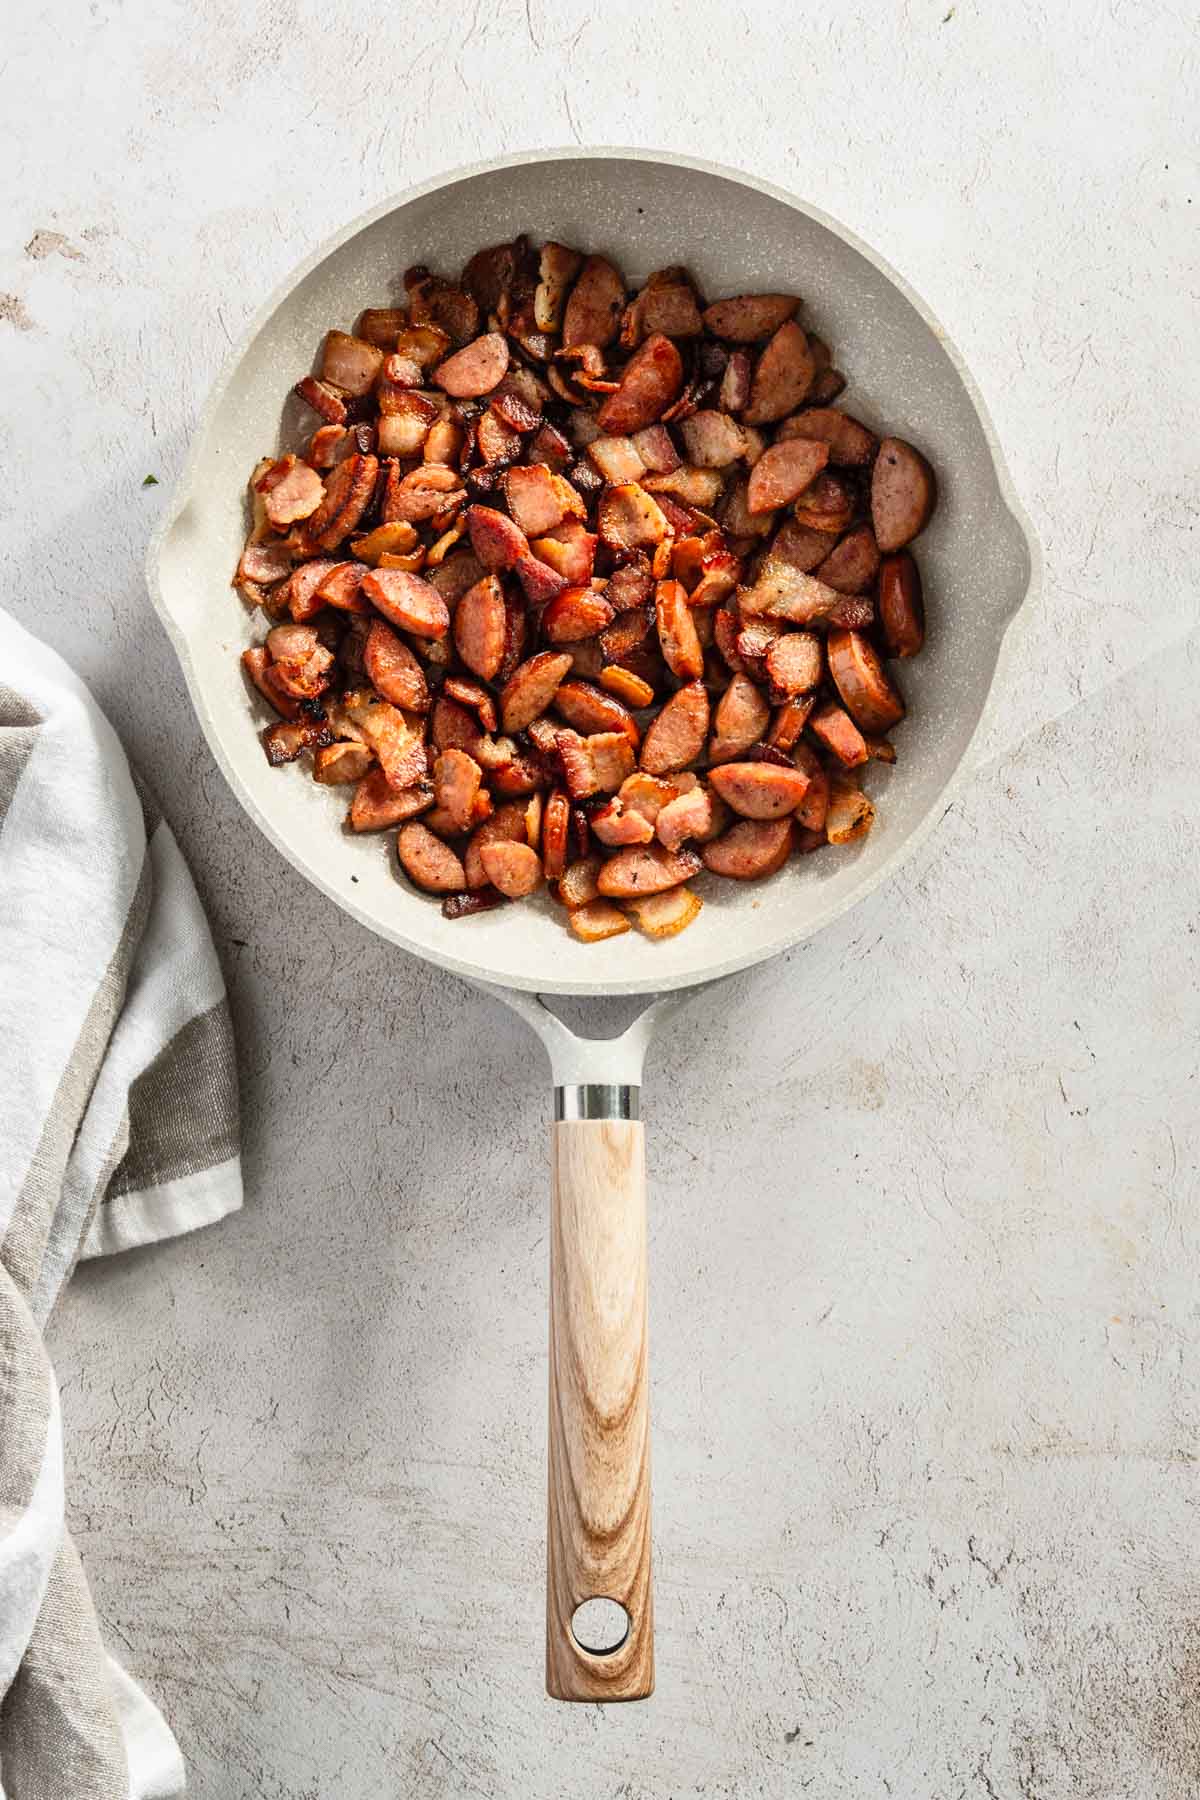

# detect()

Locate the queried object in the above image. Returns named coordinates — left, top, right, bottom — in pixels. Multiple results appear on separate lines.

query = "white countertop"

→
left=3, top=4, right=1197, bottom=1794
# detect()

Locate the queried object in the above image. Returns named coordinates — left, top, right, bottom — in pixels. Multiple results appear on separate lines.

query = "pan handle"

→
left=547, top=1081, right=652, bottom=1700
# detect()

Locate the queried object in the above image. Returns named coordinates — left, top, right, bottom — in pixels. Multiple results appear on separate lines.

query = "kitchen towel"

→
left=0, top=609, right=242, bottom=1799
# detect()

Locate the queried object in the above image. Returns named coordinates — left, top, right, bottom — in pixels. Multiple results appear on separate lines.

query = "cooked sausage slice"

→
left=258, top=455, right=325, bottom=528
left=766, top=694, right=816, bottom=752
left=871, top=437, right=937, bottom=551
left=364, top=620, right=430, bottom=710
left=479, top=840, right=543, bottom=898
left=499, top=652, right=574, bottom=733
left=765, top=631, right=822, bottom=699
left=708, top=761, right=809, bottom=819
left=701, top=817, right=793, bottom=879
left=453, top=574, right=507, bottom=681
left=555, top=680, right=639, bottom=746
left=467, top=505, right=530, bottom=571
left=542, top=586, right=614, bottom=643
left=743, top=322, right=814, bottom=425
left=433, top=331, right=510, bottom=398
left=397, top=822, right=467, bottom=893
left=791, top=743, right=830, bottom=832
left=361, top=568, right=451, bottom=639
left=313, top=741, right=373, bottom=786
left=747, top=439, right=830, bottom=513
left=596, top=334, right=684, bottom=433
left=709, top=672, right=771, bottom=763
left=304, top=452, right=379, bottom=551
left=433, top=748, right=484, bottom=832
left=655, top=580, right=704, bottom=680
left=769, top=517, right=836, bottom=573
left=702, top=294, right=799, bottom=342
left=827, top=628, right=906, bottom=733
left=596, top=843, right=702, bottom=898
left=877, top=551, right=926, bottom=656
left=776, top=407, right=877, bottom=467
left=815, top=525, right=881, bottom=595
left=561, top=255, right=626, bottom=349
left=464, top=803, right=529, bottom=888
left=809, top=700, right=870, bottom=767
left=640, top=680, right=710, bottom=774
left=316, top=561, right=372, bottom=613
left=792, top=471, right=856, bottom=535
left=349, top=770, right=434, bottom=832
left=542, top=789, right=571, bottom=880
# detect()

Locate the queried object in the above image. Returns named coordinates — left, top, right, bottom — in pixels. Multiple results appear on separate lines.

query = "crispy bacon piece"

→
left=679, top=411, right=746, bottom=468
left=261, top=713, right=333, bottom=765
left=569, top=900, right=632, bottom=942
left=534, top=241, right=585, bottom=332
left=597, top=483, right=671, bottom=552
left=294, top=375, right=347, bottom=424
left=350, top=770, right=434, bottom=831
left=542, top=585, right=614, bottom=643
left=320, top=330, right=384, bottom=396
left=256, top=455, right=326, bottom=528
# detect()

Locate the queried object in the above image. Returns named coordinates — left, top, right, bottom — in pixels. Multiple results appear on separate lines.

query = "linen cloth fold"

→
left=1, top=609, right=242, bottom=1799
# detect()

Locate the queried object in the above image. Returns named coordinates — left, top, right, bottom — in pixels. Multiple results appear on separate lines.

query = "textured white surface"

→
left=2, top=3, right=1198, bottom=1796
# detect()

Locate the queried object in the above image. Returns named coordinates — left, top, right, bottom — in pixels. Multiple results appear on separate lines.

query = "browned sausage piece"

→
left=596, top=334, right=685, bottom=433
left=554, top=680, right=640, bottom=747
left=259, top=455, right=325, bottom=528
left=744, top=322, right=815, bottom=425
left=827, top=628, right=906, bottom=733
left=397, top=822, right=467, bottom=893
left=701, top=816, right=793, bottom=879
left=640, top=680, right=710, bottom=774
left=766, top=693, right=816, bottom=752
left=431, top=695, right=480, bottom=753
left=433, top=331, right=510, bottom=398
left=467, top=504, right=530, bottom=571
left=815, top=525, right=881, bottom=596
left=655, top=580, right=704, bottom=680
left=361, top=568, right=450, bottom=639
left=765, top=631, right=823, bottom=699
left=364, top=620, right=430, bottom=710
left=776, top=407, right=878, bottom=467
left=500, top=651, right=575, bottom=733
left=542, top=789, right=571, bottom=880
left=596, top=843, right=702, bottom=898
left=877, top=551, right=926, bottom=656
left=304, top=452, right=380, bottom=552
left=316, top=561, right=372, bottom=613
left=770, top=517, right=837, bottom=573
left=479, top=840, right=543, bottom=898
left=792, top=743, right=831, bottom=832
left=453, top=574, right=507, bottom=681
left=747, top=439, right=830, bottom=513
left=542, top=586, right=614, bottom=643
left=792, top=471, right=856, bottom=535
left=871, top=437, right=937, bottom=551
left=702, top=294, right=799, bottom=342
left=708, top=761, right=809, bottom=819
left=433, top=748, right=483, bottom=831
left=464, top=803, right=529, bottom=888
left=349, top=769, right=434, bottom=832
left=561, top=255, right=626, bottom=349
left=709, top=672, right=771, bottom=763
left=442, top=676, right=497, bottom=733
left=809, top=700, right=870, bottom=768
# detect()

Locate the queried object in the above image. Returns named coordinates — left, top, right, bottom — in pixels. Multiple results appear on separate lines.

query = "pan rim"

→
left=146, top=146, right=1041, bottom=998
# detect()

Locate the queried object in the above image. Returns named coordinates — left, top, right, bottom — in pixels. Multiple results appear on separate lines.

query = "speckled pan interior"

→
left=148, top=149, right=1037, bottom=997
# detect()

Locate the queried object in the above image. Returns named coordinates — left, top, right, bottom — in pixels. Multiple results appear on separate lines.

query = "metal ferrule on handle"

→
left=555, top=1085, right=640, bottom=1121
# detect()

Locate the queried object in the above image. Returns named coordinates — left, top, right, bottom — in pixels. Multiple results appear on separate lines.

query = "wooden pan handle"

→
left=547, top=1104, right=653, bottom=1700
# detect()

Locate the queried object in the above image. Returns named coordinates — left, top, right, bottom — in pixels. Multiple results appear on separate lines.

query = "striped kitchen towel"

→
left=0, top=609, right=242, bottom=1799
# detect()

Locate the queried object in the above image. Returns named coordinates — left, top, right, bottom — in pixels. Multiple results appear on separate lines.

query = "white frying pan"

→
left=147, top=149, right=1038, bottom=1700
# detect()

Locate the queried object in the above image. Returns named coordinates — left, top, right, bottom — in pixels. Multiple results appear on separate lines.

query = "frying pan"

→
left=146, top=149, right=1038, bottom=1701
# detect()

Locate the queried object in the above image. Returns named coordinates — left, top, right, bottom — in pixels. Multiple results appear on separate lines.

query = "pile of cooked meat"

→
left=236, top=238, right=936, bottom=942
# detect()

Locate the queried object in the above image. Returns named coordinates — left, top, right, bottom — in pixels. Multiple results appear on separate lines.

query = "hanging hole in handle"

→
left=571, top=1597, right=631, bottom=1656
